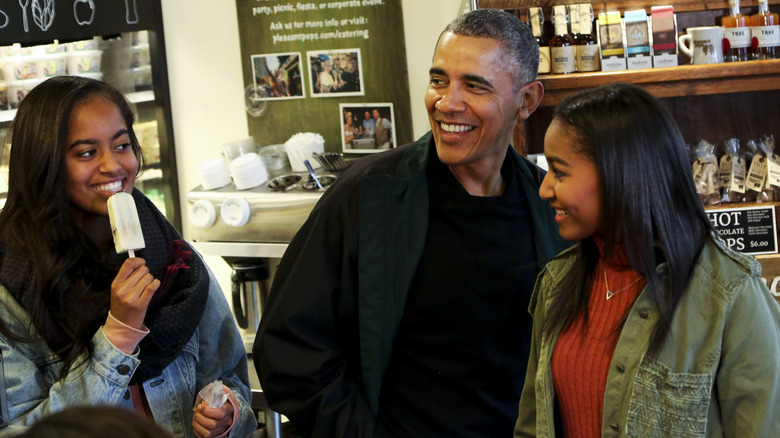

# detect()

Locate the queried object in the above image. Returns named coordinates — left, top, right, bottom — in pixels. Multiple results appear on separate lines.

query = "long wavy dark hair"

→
left=543, top=83, right=713, bottom=355
left=0, top=76, right=143, bottom=378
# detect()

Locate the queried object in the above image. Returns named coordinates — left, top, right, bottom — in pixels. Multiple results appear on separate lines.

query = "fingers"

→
left=192, top=403, right=234, bottom=438
left=112, top=257, right=148, bottom=284
left=110, top=258, right=160, bottom=329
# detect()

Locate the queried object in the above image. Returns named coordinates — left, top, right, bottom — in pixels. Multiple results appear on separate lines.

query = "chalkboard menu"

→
left=235, top=0, right=412, bottom=154
left=706, top=205, right=779, bottom=255
left=0, top=0, right=156, bottom=46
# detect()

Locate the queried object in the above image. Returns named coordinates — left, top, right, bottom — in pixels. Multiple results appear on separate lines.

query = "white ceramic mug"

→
left=678, top=26, right=725, bottom=64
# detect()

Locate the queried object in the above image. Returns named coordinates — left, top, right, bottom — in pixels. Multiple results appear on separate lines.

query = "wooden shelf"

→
left=476, top=0, right=780, bottom=15
left=537, top=59, right=780, bottom=107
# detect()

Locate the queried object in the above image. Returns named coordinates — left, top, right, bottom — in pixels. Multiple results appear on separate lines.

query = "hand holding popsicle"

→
left=107, top=192, right=157, bottom=328
left=111, top=257, right=160, bottom=329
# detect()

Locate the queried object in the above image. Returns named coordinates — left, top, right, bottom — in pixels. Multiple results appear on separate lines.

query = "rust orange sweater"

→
left=551, top=250, right=644, bottom=438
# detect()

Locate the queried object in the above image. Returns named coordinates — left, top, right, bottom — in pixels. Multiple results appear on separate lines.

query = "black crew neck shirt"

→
left=377, top=147, right=539, bottom=437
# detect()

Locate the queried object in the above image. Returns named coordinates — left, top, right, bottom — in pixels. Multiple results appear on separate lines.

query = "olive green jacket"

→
left=516, top=233, right=780, bottom=437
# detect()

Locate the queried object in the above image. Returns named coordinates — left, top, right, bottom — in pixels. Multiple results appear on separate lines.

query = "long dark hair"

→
left=0, top=76, right=143, bottom=378
left=544, top=83, right=713, bottom=355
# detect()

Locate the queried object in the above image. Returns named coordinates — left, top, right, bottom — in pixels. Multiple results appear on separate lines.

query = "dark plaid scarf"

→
left=0, top=189, right=209, bottom=383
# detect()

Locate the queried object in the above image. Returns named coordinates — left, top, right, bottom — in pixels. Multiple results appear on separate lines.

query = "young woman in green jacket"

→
left=516, top=83, right=780, bottom=437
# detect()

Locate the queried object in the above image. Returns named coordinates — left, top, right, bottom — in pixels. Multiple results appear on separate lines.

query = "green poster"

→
left=235, top=0, right=412, bottom=155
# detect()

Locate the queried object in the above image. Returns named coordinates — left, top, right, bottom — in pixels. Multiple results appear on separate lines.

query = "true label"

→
left=752, top=25, right=780, bottom=47
left=725, top=27, right=751, bottom=49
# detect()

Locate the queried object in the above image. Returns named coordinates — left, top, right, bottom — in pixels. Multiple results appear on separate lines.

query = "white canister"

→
left=3, top=56, right=40, bottom=81
left=129, top=44, right=150, bottom=68
left=7, top=78, right=41, bottom=108
left=67, top=50, right=102, bottom=75
left=131, top=65, right=152, bottom=90
left=198, top=157, right=232, bottom=190
left=36, top=53, right=68, bottom=78
left=229, top=153, right=268, bottom=190
left=67, top=37, right=101, bottom=52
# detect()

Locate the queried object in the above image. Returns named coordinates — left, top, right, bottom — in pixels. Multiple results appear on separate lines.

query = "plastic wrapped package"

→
left=692, top=140, right=720, bottom=206
left=718, top=138, right=747, bottom=204
left=744, top=139, right=765, bottom=202
left=761, top=135, right=780, bottom=201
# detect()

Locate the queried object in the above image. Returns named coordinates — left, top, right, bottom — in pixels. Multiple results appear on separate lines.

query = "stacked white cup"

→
left=229, top=153, right=268, bottom=190
left=197, top=158, right=232, bottom=190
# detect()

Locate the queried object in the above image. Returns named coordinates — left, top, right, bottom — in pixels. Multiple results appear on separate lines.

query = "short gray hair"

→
left=441, top=8, right=539, bottom=90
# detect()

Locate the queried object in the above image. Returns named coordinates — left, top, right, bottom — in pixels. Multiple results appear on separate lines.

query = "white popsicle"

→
left=107, top=192, right=145, bottom=257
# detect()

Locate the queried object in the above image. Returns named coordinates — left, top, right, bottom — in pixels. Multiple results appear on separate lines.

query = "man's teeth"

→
left=96, top=181, right=122, bottom=192
left=555, top=209, right=567, bottom=216
left=440, top=122, right=474, bottom=133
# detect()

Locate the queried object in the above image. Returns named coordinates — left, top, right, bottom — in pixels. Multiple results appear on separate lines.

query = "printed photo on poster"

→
left=308, top=49, right=364, bottom=97
left=340, top=103, right=396, bottom=154
left=251, top=52, right=304, bottom=100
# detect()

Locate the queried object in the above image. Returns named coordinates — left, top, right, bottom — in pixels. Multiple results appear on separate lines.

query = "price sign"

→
left=706, top=205, right=778, bottom=255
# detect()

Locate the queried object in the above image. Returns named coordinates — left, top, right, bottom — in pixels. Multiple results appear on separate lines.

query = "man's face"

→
left=425, top=32, right=526, bottom=171
left=365, top=111, right=371, bottom=120
left=373, top=109, right=380, bottom=120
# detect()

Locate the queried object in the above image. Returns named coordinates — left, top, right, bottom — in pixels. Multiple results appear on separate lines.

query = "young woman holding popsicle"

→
left=0, top=76, right=256, bottom=437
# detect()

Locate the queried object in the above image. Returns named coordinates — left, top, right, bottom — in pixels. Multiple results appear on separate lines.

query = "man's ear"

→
left=517, top=81, right=544, bottom=121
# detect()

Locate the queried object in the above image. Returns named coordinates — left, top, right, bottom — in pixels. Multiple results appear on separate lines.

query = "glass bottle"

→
left=528, top=7, right=551, bottom=75
left=550, top=5, right=575, bottom=74
left=750, top=0, right=779, bottom=59
left=575, top=4, right=600, bottom=72
left=723, top=0, right=750, bottom=61
left=570, top=4, right=582, bottom=46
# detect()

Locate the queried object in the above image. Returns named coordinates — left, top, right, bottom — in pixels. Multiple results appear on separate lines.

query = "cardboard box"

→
left=650, top=5, right=679, bottom=68
left=625, top=9, right=652, bottom=69
left=597, top=11, right=627, bottom=71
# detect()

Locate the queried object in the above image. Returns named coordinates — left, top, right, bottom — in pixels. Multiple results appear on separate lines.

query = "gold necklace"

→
left=604, top=271, right=643, bottom=300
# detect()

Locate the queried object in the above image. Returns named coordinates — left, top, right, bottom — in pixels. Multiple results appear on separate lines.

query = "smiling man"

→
left=254, top=9, right=568, bottom=438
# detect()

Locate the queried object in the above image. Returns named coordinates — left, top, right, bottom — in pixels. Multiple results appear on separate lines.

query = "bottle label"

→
left=539, top=46, right=551, bottom=74
left=551, top=46, right=576, bottom=74
left=725, top=27, right=751, bottom=49
left=752, top=25, right=780, bottom=47
left=576, top=44, right=600, bottom=71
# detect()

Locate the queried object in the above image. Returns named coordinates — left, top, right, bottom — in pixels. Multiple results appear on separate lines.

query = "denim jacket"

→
left=0, top=268, right=257, bottom=438
left=516, top=233, right=780, bottom=437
